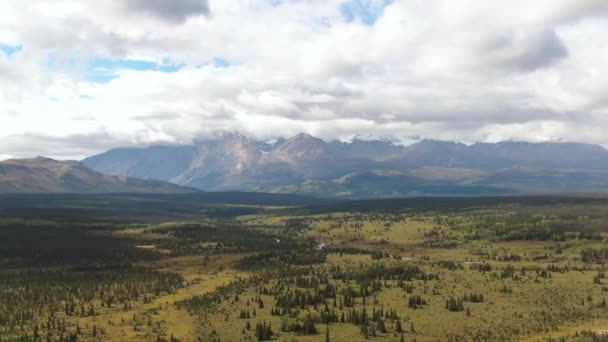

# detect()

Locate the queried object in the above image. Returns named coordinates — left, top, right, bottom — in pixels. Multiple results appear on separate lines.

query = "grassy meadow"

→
left=2, top=194, right=608, bottom=341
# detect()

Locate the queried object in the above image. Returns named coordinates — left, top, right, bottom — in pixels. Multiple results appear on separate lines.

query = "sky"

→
left=1, top=0, right=608, bottom=160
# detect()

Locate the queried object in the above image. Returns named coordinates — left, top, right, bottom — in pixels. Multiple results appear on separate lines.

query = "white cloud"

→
left=125, top=0, right=211, bottom=23
left=0, top=0, right=607, bottom=159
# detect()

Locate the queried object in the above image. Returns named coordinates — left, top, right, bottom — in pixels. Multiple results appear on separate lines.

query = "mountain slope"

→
left=330, top=137, right=403, bottom=161
left=0, top=157, right=197, bottom=193
left=82, top=133, right=608, bottom=197
left=265, top=167, right=608, bottom=199
left=171, top=133, right=266, bottom=190
left=82, top=145, right=197, bottom=181
left=469, top=141, right=608, bottom=169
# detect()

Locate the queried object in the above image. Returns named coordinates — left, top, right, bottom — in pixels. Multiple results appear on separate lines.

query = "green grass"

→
left=3, top=194, right=608, bottom=341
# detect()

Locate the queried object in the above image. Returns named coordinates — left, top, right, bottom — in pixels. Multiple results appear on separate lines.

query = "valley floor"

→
left=2, top=195, right=608, bottom=341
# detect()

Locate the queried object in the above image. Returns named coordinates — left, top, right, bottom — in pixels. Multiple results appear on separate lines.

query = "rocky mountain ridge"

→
left=82, top=133, right=608, bottom=197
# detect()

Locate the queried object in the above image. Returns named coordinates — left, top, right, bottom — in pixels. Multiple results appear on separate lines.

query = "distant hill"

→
left=266, top=167, right=608, bottom=199
left=0, top=157, right=198, bottom=194
left=82, top=133, right=608, bottom=198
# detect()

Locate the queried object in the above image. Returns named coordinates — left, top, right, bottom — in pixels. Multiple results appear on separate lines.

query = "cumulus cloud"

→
left=125, top=0, right=211, bottom=23
left=479, top=28, right=568, bottom=72
left=0, top=0, right=607, bottom=159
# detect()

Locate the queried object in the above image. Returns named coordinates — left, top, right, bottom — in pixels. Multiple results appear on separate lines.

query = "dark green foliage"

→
left=501, top=265, right=516, bottom=279
left=408, top=295, right=427, bottom=309
left=178, top=278, right=254, bottom=315
left=469, top=263, right=492, bottom=272
left=160, top=222, right=311, bottom=256
left=464, top=293, right=484, bottom=303
left=302, top=315, right=317, bottom=335
left=255, top=321, right=273, bottom=341
left=331, top=263, right=437, bottom=283
left=0, top=220, right=160, bottom=268
left=395, top=320, right=403, bottom=333
left=498, top=284, right=513, bottom=293
left=0, top=193, right=328, bottom=221
left=0, top=267, right=182, bottom=340
left=281, top=307, right=335, bottom=332
left=434, top=260, right=463, bottom=270
left=445, top=296, right=465, bottom=312
left=594, top=271, right=605, bottom=284
left=376, top=318, right=387, bottom=333
left=5, top=193, right=608, bottom=341
left=582, top=248, right=608, bottom=263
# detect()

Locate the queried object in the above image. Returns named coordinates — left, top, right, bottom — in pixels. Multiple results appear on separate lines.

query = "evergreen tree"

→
left=376, top=318, right=387, bottom=333
left=303, top=316, right=317, bottom=335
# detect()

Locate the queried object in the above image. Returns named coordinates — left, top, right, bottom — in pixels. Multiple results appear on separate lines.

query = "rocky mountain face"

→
left=0, top=157, right=197, bottom=193
left=82, top=133, right=608, bottom=198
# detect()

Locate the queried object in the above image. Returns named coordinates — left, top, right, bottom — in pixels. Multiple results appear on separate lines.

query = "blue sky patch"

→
left=213, top=58, right=231, bottom=68
left=195, top=57, right=233, bottom=69
left=85, top=70, right=119, bottom=84
left=47, top=52, right=57, bottom=67
left=0, top=43, right=22, bottom=57
left=85, top=57, right=183, bottom=83
left=88, top=58, right=183, bottom=72
left=340, top=0, right=392, bottom=26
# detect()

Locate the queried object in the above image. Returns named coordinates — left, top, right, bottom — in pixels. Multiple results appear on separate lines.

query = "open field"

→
left=2, top=194, right=608, bottom=341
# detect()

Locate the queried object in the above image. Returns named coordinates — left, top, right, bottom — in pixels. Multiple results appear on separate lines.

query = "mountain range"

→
left=81, top=132, right=608, bottom=198
left=0, top=157, right=196, bottom=193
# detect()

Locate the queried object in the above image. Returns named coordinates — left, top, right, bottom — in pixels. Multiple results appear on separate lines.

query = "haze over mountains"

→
left=82, top=132, right=608, bottom=198
left=0, top=157, right=196, bottom=194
